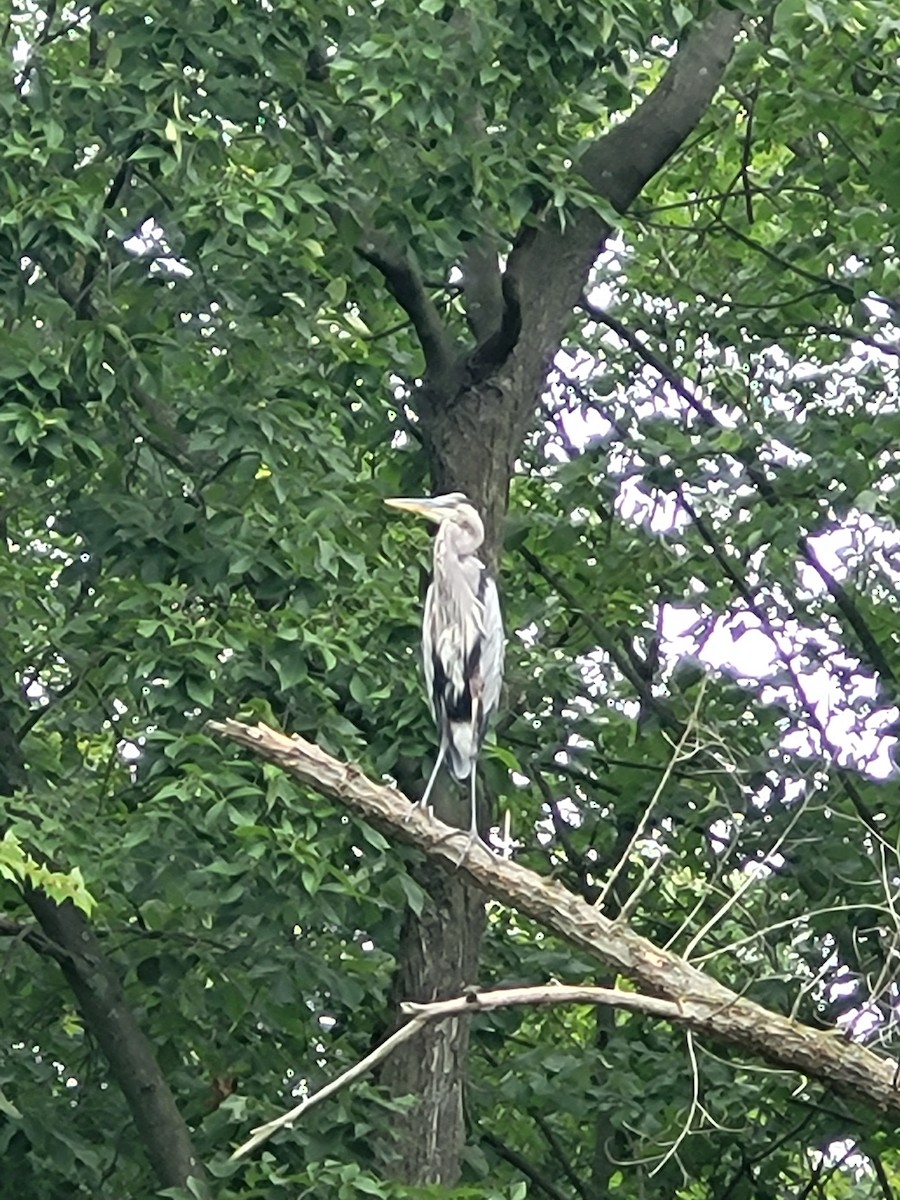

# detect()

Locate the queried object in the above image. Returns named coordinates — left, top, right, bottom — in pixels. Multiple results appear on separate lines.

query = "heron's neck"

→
left=442, top=522, right=482, bottom=561
left=433, top=523, right=484, bottom=599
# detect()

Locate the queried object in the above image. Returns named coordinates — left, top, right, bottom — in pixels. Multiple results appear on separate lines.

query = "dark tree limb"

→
left=206, top=718, right=900, bottom=1124
left=871, top=1152, right=898, bottom=1200
left=783, top=323, right=900, bottom=360
left=532, top=1110, right=595, bottom=1200
left=499, top=6, right=743, bottom=394
left=516, top=544, right=682, bottom=735
left=737, top=83, right=760, bottom=225
left=718, top=219, right=855, bottom=304
left=407, top=8, right=744, bottom=524
left=581, top=299, right=725, bottom=434
left=0, top=690, right=205, bottom=1196
left=533, top=768, right=599, bottom=903
left=675, top=486, right=886, bottom=841
left=469, top=267, right=523, bottom=376
left=357, top=236, right=456, bottom=379
left=22, top=883, right=208, bottom=1195
left=76, top=132, right=146, bottom=318
left=797, top=534, right=896, bottom=685
left=0, top=916, right=70, bottom=963
left=460, top=236, right=505, bottom=342
left=578, top=10, right=743, bottom=207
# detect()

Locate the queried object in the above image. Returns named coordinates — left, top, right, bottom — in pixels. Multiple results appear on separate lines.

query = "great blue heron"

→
left=385, top=492, right=504, bottom=849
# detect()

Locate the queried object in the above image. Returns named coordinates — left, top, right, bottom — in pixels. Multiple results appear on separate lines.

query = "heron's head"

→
left=384, top=492, right=485, bottom=548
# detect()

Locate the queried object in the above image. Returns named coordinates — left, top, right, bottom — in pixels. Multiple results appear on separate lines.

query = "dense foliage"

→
left=1, top=0, right=899, bottom=1196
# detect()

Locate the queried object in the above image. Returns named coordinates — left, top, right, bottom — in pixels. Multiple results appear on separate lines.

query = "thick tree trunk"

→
left=418, top=375, right=519, bottom=562
left=378, top=866, right=486, bottom=1185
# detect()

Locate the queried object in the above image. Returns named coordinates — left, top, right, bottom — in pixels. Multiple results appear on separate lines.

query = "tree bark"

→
left=377, top=869, right=487, bottom=1184
left=377, top=374, right=507, bottom=1185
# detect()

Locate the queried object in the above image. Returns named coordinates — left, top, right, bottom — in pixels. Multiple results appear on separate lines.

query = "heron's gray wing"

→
left=478, top=572, right=504, bottom=736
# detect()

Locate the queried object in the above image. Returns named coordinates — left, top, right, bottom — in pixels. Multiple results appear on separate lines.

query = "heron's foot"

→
left=426, top=825, right=488, bottom=866
left=453, top=827, right=490, bottom=868
left=403, top=799, right=431, bottom=826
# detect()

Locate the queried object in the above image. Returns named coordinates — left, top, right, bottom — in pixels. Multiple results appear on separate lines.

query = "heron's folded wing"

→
left=478, top=572, right=504, bottom=734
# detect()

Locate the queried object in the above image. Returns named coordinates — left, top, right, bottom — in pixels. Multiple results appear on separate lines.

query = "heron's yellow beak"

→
left=384, top=497, right=444, bottom=522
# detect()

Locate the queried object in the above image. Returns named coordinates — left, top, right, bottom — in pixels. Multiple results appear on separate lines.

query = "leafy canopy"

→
left=1, top=0, right=899, bottom=1196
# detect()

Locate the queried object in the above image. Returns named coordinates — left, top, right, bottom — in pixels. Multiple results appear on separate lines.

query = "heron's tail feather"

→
left=447, top=722, right=476, bottom=780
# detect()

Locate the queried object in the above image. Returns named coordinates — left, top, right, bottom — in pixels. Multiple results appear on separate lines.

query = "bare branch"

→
left=230, top=983, right=695, bottom=1160
left=595, top=677, right=707, bottom=914
left=649, top=1030, right=701, bottom=1177
left=231, top=1003, right=432, bottom=1160
left=207, top=719, right=900, bottom=1129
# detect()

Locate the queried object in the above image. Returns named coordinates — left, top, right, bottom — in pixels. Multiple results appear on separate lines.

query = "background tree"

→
left=1, top=0, right=899, bottom=1197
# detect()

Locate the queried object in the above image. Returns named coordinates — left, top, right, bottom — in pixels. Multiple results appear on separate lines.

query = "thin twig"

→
left=595, top=677, right=707, bottom=914
left=692, top=903, right=891, bottom=966
left=532, top=768, right=599, bottom=902
left=231, top=1011, right=431, bottom=1160
left=680, top=787, right=812, bottom=963
left=649, top=1030, right=701, bottom=1177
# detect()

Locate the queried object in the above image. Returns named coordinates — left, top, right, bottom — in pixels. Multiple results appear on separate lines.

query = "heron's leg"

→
left=414, top=740, right=446, bottom=812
